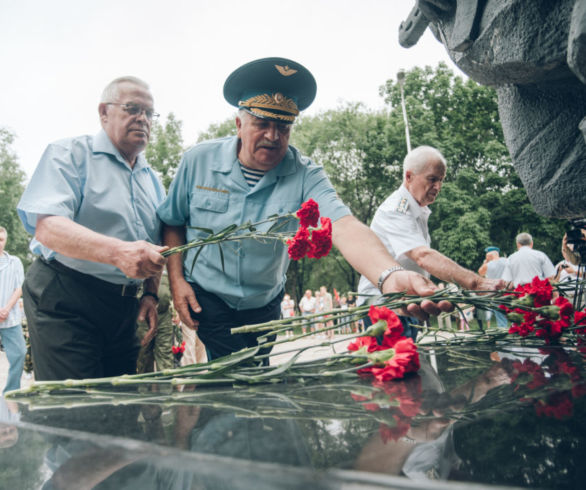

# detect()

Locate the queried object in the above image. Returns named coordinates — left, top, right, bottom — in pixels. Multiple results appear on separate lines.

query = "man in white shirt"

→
left=0, top=227, right=26, bottom=394
left=358, top=146, right=505, bottom=339
left=298, top=289, right=316, bottom=335
left=502, top=233, right=556, bottom=287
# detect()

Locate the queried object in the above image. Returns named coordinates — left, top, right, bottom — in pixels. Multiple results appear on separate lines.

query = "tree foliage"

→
left=0, top=128, right=31, bottom=264
left=146, top=113, right=185, bottom=191
left=196, top=116, right=237, bottom=143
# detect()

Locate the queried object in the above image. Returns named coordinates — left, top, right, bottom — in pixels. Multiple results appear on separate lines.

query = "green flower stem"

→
left=162, top=214, right=297, bottom=257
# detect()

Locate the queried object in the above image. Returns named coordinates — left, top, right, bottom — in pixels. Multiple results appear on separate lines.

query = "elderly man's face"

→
left=99, top=82, right=154, bottom=164
left=0, top=232, right=6, bottom=254
left=236, top=113, right=291, bottom=171
left=405, top=160, right=446, bottom=207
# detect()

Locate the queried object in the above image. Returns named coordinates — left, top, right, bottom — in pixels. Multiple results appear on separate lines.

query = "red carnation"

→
left=296, top=199, right=320, bottom=228
left=287, top=226, right=312, bottom=260
left=347, top=335, right=380, bottom=353
left=307, top=217, right=332, bottom=259
left=368, top=305, right=404, bottom=341
left=367, top=338, right=420, bottom=382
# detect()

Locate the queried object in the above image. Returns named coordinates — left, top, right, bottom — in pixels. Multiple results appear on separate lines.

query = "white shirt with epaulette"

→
left=357, top=184, right=431, bottom=303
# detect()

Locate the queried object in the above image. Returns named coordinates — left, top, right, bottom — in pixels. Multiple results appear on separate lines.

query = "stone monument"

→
left=399, top=0, right=586, bottom=219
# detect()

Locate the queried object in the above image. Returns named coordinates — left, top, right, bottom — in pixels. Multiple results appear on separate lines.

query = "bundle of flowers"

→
left=161, top=198, right=332, bottom=265
left=499, top=277, right=586, bottom=344
left=347, top=306, right=420, bottom=382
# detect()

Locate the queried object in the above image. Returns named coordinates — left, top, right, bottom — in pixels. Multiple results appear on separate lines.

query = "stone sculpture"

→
left=399, top=0, right=586, bottom=219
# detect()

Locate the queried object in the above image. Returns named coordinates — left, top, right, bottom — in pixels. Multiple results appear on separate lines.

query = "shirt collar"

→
left=93, top=129, right=148, bottom=171
left=399, top=184, right=431, bottom=219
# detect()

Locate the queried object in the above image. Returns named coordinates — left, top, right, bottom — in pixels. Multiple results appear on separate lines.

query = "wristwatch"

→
left=377, top=266, right=405, bottom=292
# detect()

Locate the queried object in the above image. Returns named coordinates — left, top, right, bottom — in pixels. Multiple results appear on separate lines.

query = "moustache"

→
left=256, top=141, right=280, bottom=150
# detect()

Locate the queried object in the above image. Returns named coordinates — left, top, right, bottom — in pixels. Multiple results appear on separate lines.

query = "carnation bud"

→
left=537, top=305, right=561, bottom=320
left=367, top=348, right=396, bottom=366
left=365, top=320, right=387, bottom=338
left=512, top=295, right=534, bottom=307
left=506, top=312, right=525, bottom=323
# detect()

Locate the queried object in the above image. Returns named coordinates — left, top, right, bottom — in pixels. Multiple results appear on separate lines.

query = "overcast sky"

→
left=1, top=0, right=459, bottom=178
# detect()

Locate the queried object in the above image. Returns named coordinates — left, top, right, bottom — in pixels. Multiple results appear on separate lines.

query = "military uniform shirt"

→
left=17, top=130, right=165, bottom=285
left=357, top=184, right=431, bottom=303
left=157, top=136, right=350, bottom=310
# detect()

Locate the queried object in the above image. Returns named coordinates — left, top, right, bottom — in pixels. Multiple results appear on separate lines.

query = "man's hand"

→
left=113, top=241, right=167, bottom=279
left=383, top=270, right=454, bottom=320
left=0, top=307, right=9, bottom=321
left=475, top=277, right=508, bottom=291
left=137, top=295, right=159, bottom=346
left=170, top=277, right=201, bottom=329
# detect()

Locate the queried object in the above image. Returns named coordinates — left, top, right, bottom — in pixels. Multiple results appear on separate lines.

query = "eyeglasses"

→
left=106, top=102, right=160, bottom=121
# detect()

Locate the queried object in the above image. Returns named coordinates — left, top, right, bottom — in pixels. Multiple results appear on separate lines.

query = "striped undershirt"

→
left=239, top=162, right=267, bottom=187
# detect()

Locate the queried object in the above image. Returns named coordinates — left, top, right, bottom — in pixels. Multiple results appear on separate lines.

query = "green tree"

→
left=0, top=128, right=31, bottom=264
left=146, top=113, right=184, bottom=191
left=197, top=116, right=237, bottom=143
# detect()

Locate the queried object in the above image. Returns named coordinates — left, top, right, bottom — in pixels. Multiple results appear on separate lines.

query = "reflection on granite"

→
left=1, top=343, right=585, bottom=489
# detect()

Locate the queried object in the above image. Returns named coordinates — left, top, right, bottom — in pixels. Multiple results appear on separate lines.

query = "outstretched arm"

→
left=332, top=215, right=452, bottom=318
left=406, top=246, right=506, bottom=291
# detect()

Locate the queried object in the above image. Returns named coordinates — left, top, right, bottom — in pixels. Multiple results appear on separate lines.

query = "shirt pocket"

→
left=191, top=191, right=230, bottom=214
left=188, top=190, right=231, bottom=238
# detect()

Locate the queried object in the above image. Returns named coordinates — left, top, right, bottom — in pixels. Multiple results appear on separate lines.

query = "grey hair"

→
left=403, top=146, right=447, bottom=179
left=100, top=76, right=150, bottom=103
left=516, top=232, right=533, bottom=246
left=0, top=226, right=6, bottom=236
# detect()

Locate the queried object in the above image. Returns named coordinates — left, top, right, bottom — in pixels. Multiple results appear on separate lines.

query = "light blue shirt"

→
left=17, top=130, right=165, bottom=285
left=157, top=136, right=350, bottom=309
left=0, top=252, right=24, bottom=329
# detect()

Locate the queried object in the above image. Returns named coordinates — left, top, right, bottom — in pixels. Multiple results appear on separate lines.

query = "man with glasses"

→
left=17, top=76, right=167, bottom=381
left=158, top=58, right=454, bottom=362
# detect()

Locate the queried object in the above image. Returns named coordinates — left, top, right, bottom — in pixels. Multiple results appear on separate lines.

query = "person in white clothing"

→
left=357, top=146, right=505, bottom=339
left=298, top=289, right=316, bottom=335
left=502, top=233, right=556, bottom=287
left=0, top=227, right=26, bottom=394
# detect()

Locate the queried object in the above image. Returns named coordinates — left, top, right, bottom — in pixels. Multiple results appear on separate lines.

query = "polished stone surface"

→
left=1, top=342, right=585, bottom=489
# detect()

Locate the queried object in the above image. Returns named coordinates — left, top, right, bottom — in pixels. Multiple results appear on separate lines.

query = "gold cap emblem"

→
left=275, top=64, right=297, bottom=77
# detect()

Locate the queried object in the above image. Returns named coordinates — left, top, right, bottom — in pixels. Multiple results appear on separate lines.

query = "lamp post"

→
left=397, top=70, right=412, bottom=153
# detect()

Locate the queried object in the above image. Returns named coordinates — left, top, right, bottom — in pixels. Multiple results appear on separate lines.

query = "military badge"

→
left=394, top=197, right=409, bottom=214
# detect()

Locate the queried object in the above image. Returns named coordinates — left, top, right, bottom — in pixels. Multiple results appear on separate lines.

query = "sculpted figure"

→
left=399, top=0, right=586, bottom=218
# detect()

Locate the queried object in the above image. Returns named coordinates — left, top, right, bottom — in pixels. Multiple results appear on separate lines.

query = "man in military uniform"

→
left=136, top=272, right=174, bottom=372
left=158, top=58, right=454, bottom=362
left=358, top=146, right=504, bottom=339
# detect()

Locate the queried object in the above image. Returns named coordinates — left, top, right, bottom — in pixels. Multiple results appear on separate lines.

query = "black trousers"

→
left=23, top=258, right=140, bottom=381
left=189, top=282, right=283, bottom=364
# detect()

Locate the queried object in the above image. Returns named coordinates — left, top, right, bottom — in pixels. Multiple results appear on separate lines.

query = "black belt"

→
left=39, top=258, right=141, bottom=297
